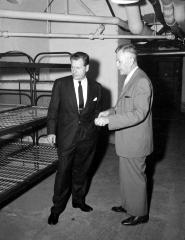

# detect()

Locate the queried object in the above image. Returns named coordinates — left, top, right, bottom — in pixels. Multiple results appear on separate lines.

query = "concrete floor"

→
left=0, top=110, right=185, bottom=240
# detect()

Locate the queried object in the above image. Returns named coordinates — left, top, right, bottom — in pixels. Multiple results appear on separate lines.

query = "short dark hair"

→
left=70, top=52, right=89, bottom=66
left=115, top=43, right=137, bottom=56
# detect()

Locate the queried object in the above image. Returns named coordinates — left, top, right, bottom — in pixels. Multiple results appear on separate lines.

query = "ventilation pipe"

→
left=0, top=31, right=171, bottom=39
left=124, top=5, right=143, bottom=34
left=160, top=0, right=185, bottom=39
left=161, top=0, right=176, bottom=26
left=147, top=0, right=169, bottom=29
left=0, top=9, right=128, bottom=30
left=110, top=0, right=153, bottom=35
left=174, top=2, right=185, bottom=23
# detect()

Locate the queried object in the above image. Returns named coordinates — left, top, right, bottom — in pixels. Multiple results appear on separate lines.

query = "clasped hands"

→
left=94, top=110, right=109, bottom=127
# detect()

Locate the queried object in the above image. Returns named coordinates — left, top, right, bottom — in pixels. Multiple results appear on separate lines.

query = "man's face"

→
left=116, top=50, right=132, bottom=76
left=71, top=58, right=89, bottom=80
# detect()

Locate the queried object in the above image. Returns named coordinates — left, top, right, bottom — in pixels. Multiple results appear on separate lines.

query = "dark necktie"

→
left=78, top=81, right=84, bottom=111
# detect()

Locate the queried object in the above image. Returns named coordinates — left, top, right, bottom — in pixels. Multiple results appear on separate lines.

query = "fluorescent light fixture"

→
left=111, top=0, right=139, bottom=4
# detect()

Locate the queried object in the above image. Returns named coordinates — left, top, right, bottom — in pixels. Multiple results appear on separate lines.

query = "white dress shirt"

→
left=123, top=66, right=138, bottom=87
left=73, top=78, right=87, bottom=109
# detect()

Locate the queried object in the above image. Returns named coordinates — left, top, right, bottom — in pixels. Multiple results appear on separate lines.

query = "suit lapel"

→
left=123, top=68, right=140, bottom=94
left=116, top=68, right=140, bottom=106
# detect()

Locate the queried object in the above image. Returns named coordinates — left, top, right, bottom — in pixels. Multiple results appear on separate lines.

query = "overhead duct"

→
left=174, top=3, right=185, bottom=23
left=147, top=0, right=169, bottom=30
left=160, top=0, right=185, bottom=39
left=0, top=9, right=128, bottom=30
left=110, top=0, right=153, bottom=35
left=124, top=5, right=143, bottom=34
left=161, top=0, right=176, bottom=26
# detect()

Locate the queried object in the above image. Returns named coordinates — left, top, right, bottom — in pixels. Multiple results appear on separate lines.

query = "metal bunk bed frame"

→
left=0, top=50, right=71, bottom=208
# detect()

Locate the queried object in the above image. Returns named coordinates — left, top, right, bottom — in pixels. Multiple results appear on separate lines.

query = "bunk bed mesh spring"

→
left=0, top=142, right=57, bottom=193
left=0, top=106, right=47, bottom=129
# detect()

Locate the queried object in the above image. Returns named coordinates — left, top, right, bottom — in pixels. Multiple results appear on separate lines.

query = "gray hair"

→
left=116, top=43, right=137, bottom=56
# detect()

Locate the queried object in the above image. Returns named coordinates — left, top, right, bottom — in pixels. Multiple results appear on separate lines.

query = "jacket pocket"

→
left=124, top=96, right=133, bottom=111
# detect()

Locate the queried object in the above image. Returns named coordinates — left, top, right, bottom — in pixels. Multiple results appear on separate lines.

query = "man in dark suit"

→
left=95, top=44, right=153, bottom=226
left=47, top=52, right=102, bottom=225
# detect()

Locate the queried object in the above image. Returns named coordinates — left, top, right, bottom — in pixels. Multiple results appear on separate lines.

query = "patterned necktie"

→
left=78, top=81, right=84, bottom=111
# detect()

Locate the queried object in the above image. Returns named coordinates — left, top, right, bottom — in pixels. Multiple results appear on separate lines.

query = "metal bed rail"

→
left=0, top=106, right=47, bottom=137
left=33, top=51, right=71, bottom=106
left=0, top=142, right=57, bottom=208
left=0, top=51, right=34, bottom=105
left=0, top=105, right=55, bottom=207
left=0, top=51, right=72, bottom=207
left=0, top=103, right=27, bottom=113
left=0, top=51, right=72, bottom=106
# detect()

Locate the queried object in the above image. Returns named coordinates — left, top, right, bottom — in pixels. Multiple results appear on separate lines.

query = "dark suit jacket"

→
left=108, top=68, right=153, bottom=158
left=47, top=75, right=102, bottom=153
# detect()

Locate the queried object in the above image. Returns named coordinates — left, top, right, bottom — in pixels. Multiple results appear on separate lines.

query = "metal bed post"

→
left=33, top=51, right=71, bottom=106
left=0, top=50, right=72, bottom=208
left=0, top=51, right=34, bottom=106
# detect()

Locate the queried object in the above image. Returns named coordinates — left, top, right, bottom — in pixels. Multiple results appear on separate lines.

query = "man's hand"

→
left=94, top=117, right=109, bottom=126
left=98, top=110, right=110, bottom=118
left=47, top=134, right=56, bottom=145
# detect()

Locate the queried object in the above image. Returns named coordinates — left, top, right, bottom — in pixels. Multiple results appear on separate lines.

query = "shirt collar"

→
left=73, top=77, right=87, bottom=82
left=127, top=66, right=138, bottom=80
left=124, top=66, right=138, bottom=87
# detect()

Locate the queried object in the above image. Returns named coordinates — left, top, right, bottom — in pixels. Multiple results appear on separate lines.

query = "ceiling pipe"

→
left=147, top=0, right=169, bottom=31
left=0, top=9, right=128, bottom=30
left=124, top=5, right=153, bottom=35
left=161, top=0, right=176, bottom=26
left=125, top=5, right=143, bottom=34
left=160, top=0, right=185, bottom=39
left=0, top=31, right=173, bottom=40
left=174, top=3, right=185, bottom=23
left=139, top=51, right=185, bottom=56
left=110, top=0, right=153, bottom=36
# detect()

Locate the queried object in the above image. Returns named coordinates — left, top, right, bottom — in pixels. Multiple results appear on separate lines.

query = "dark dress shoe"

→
left=72, top=203, right=93, bottom=212
left=121, top=215, right=149, bottom=226
left=111, top=206, right=127, bottom=213
left=48, top=213, right=59, bottom=225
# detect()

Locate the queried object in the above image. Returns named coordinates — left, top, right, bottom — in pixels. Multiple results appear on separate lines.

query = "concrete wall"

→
left=0, top=0, right=48, bottom=56
left=0, top=0, right=127, bottom=106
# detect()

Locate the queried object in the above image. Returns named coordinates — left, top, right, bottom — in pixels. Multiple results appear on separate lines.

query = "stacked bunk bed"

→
left=0, top=51, right=71, bottom=207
